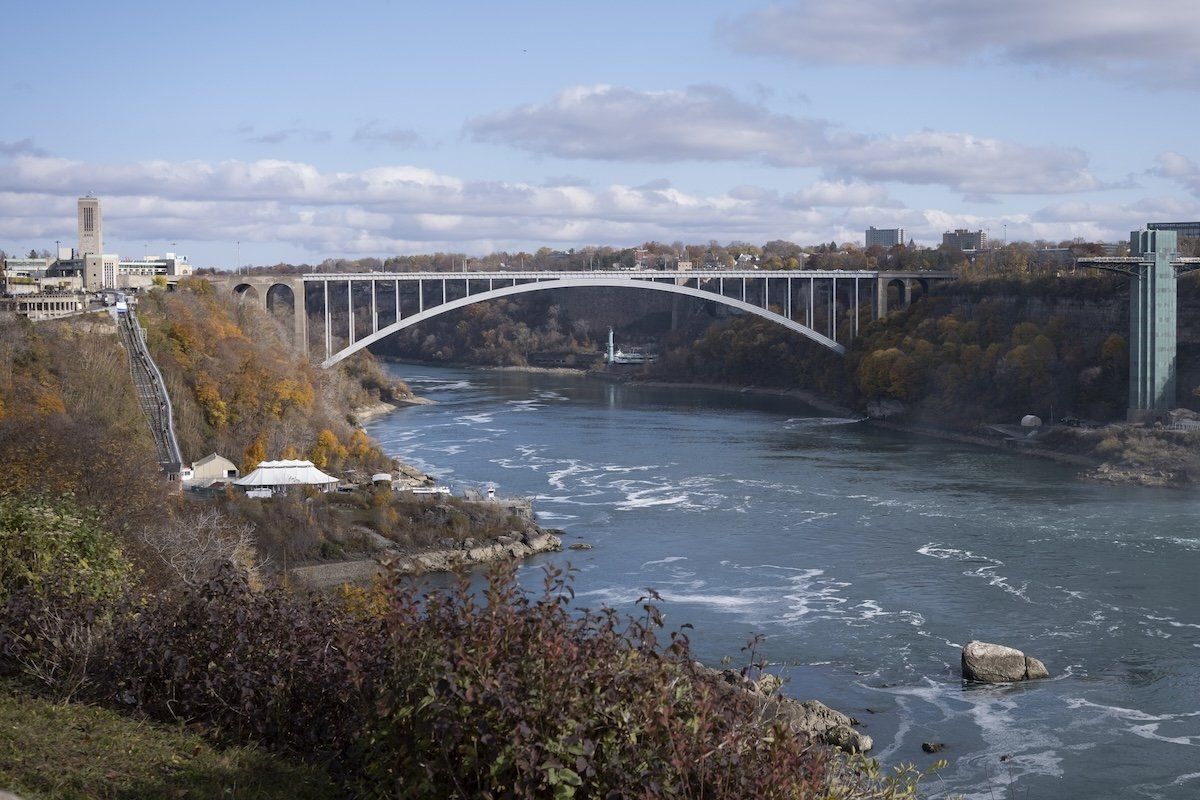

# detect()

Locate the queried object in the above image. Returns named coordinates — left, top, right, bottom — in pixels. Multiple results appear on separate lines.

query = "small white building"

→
left=183, top=453, right=240, bottom=488
left=234, top=459, right=339, bottom=495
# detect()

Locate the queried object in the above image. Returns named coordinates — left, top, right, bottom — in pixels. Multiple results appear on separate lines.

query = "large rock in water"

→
left=962, top=641, right=1049, bottom=683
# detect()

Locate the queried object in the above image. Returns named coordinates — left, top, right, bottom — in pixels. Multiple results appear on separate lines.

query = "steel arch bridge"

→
left=296, top=269, right=952, bottom=367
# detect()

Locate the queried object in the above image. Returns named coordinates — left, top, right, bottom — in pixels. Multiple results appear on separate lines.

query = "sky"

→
left=3, top=0, right=1200, bottom=268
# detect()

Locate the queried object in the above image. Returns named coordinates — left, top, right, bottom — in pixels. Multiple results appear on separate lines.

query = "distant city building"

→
left=1035, top=248, right=1076, bottom=268
left=117, top=253, right=193, bottom=280
left=84, top=254, right=119, bottom=290
left=865, top=226, right=904, bottom=248
left=2, top=257, right=52, bottom=279
left=2, top=255, right=83, bottom=295
left=1147, top=221, right=1200, bottom=239
left=0, top=292, right=86, bottom=321
left=942, top=228, right=988, bottom=251
left=675, top=259, right=693, bottom=271
left=8, top=195, right=198, bottom=292
left=77, top=196, right=103, bottom=256
left=78, top=253, right=192, bottom=290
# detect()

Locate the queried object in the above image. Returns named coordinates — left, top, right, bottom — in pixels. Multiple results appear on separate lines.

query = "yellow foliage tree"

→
left=243, top=435, right=267, bottom=473
left=194, top=372, right=228, bottom=428
left=309, top=429, right=347, bottom=470
left=348, top=429, right=373, bottom=460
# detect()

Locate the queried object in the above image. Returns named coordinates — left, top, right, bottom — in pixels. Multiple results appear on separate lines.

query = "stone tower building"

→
left=77, top=195, right=102, bottom=256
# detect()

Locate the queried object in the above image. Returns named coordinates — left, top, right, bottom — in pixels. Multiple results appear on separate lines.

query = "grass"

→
left=0, top=685, right=337, bottom=800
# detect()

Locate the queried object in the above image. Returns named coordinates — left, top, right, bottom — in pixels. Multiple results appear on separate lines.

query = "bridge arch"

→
left=265, top=282, right=295, bottom=314
left=319, top=277, right=845, bottom=368
left=214, top=276, right=307, bottom=351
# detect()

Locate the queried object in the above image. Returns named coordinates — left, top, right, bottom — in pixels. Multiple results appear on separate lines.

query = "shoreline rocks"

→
left=350, top=395, right=436, bottom=424
left=961, top=640, right=1049, bottom=683
left=706, top=668, right=873, bottom=754
left=287, top=529, right=563, bottom=589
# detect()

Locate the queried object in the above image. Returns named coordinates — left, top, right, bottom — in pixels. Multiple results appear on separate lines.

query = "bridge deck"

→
left=301, top=269, right=953, bottom=281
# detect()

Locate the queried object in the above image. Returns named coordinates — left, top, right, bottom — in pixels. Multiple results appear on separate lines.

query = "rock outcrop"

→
left=961, top=640, right=1049, bottom=683
left=287, top=528, right=563, bottom=589
left=391, top=529, right=562, bottom=573
left=707, top=668, right=873, bottom=753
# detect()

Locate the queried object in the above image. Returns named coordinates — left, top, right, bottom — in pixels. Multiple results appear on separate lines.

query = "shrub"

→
left=3, top=559, right=927, bottom=798
left=360, top=568, right=832, bottom=799
left=0, top=495, right=131, bottom=608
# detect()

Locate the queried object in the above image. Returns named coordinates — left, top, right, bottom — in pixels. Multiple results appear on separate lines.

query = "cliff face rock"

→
left=961, top=640, right=1049, bottom=683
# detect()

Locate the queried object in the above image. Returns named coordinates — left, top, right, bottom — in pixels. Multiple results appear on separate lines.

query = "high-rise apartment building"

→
left=77, top=195, right=103, bottom=256
left=865, top=226, right=904, bottom=248
left=942, top=228, right=987, bottom=251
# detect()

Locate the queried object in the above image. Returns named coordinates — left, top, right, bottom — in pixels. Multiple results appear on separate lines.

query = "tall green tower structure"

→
left=1079, top=231, right=1199, bottom=421
left=1128, top=229, right=1177, bottom=418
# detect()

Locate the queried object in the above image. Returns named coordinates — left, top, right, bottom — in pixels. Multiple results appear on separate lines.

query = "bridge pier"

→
left=875, top=275, right=920, bottom=318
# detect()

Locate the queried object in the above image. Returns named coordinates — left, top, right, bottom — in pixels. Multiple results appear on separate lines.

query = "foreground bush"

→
left=3, top=551, right=926, bottom=799
left=0, top=495, right=131, bottom=608
left=361, top=572, right=829, bottom=799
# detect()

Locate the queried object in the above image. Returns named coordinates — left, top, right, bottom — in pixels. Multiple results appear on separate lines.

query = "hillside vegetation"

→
left=140, top=280, right=403, bottom=474
left=0, top=313, right=168, bottom=529
left=648, top=275, right=1156, bottom=426
left=372, top=293, right=600, bottom=366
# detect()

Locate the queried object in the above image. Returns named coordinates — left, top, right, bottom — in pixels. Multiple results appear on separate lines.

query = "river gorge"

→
left=367, top=363, right=1200, bottom=799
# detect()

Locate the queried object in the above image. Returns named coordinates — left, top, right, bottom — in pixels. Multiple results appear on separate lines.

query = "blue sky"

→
left=3, top=0, right=1200, bottom=267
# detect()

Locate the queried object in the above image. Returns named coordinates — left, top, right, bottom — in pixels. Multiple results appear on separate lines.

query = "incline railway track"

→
left=117, top=307, right=183, bottom=470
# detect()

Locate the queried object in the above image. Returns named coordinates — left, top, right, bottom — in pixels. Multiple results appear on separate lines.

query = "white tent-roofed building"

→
left=233, top=459, right=339, bottom=494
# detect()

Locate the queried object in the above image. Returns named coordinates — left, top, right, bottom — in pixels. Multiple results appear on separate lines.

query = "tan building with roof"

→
left=182, top=453, right=240, bottom=487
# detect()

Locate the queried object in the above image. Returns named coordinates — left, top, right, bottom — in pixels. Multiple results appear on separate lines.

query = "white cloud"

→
left=465, top=84, right=1102, bottom=195
left=1153, top=152, right=1200, bottom=197
left=788, top=180, right=892, bottom=207
left=721, top=0, right=1200, bottom=86
left=0, top=152, right=1166, bottom=259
